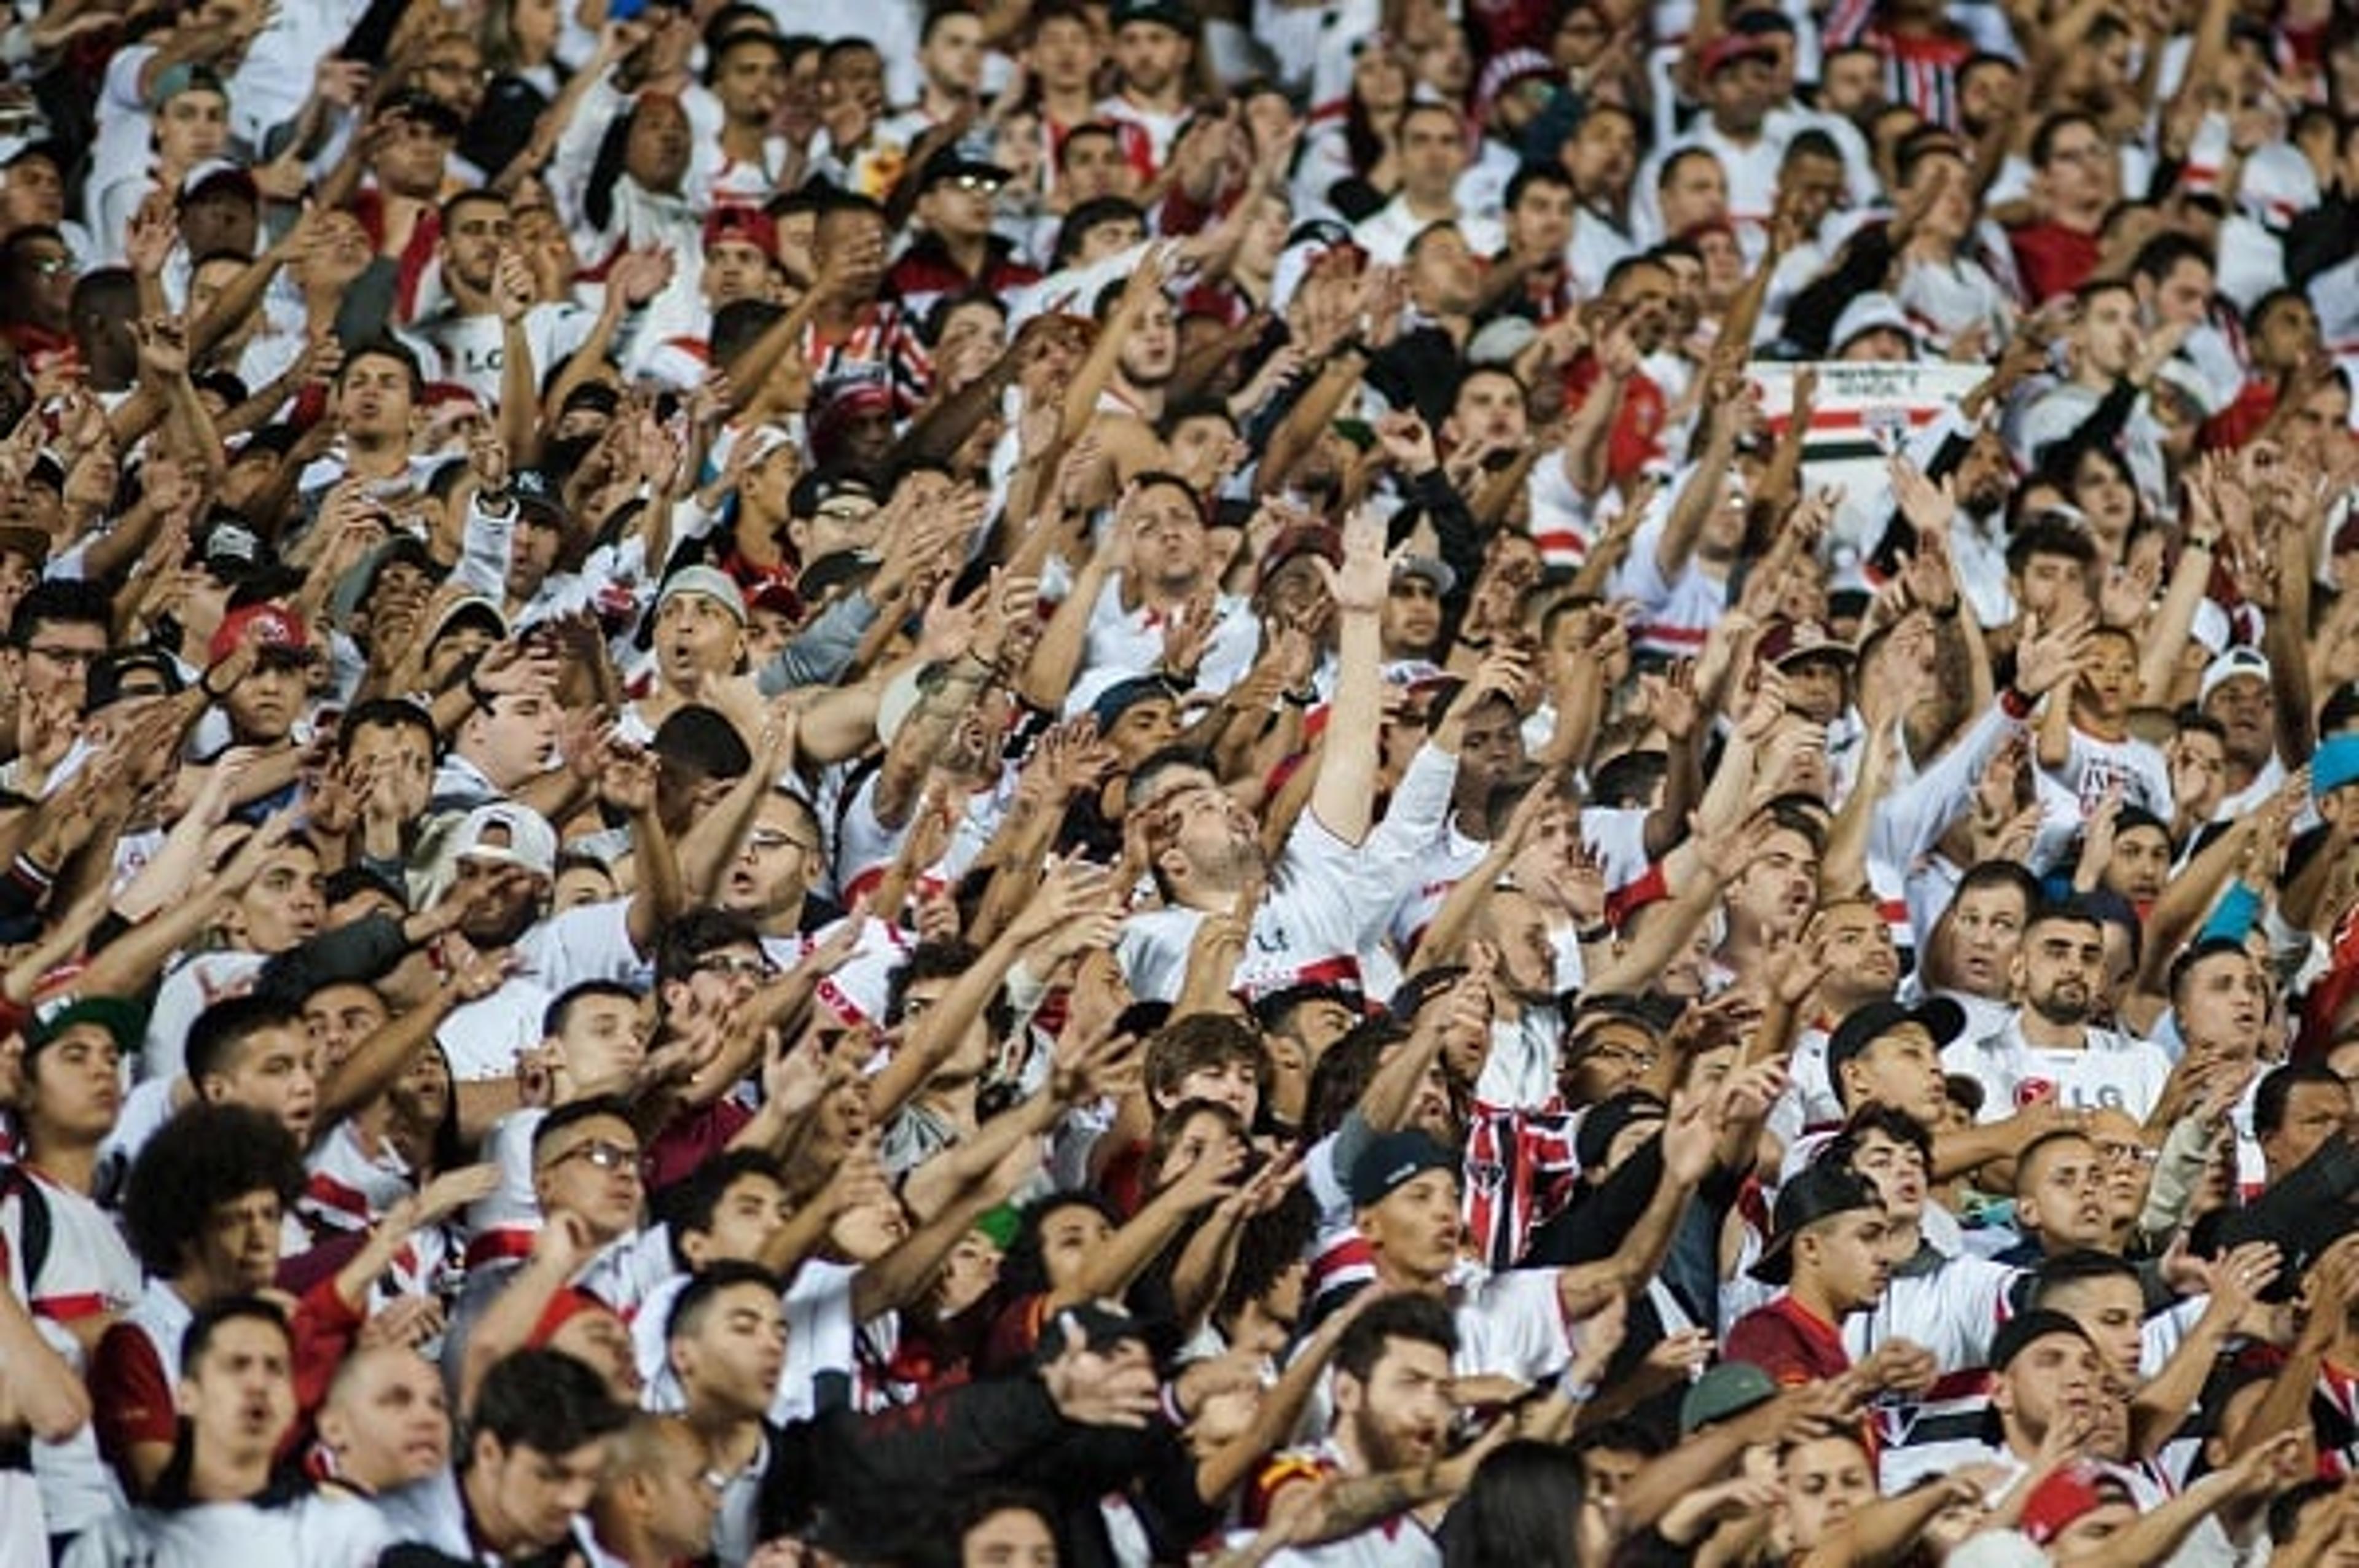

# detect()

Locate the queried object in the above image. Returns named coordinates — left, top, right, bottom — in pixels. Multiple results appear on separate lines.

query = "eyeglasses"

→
left=694, top=953, right=778, bottom=981
left=747, top=829, right=817, bottom=855
left=2095, top=1141, right=2159, bottom=1167
left=547, top=1138, right=641, bottom=1176
left=950, top=174, right=1003, bottom=195
left=23, top=255, right=69, bottom=278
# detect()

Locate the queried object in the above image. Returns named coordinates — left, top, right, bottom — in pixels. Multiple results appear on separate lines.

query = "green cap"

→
left=1679, top=1362, right=1778, bottom=1435
left=26, top=995, right=146, bottom=1062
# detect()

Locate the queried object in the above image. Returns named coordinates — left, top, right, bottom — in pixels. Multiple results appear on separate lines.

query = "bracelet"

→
left=1281, top=686, right=1318, bottom=709
left=1998, top=685, right=2035, bottom=721
left=1575, top=923, right=1611, bottom=945
left=1560, top=1375, right=1600, bottom=1404
left=1933, top=600, right=1960, bottom=622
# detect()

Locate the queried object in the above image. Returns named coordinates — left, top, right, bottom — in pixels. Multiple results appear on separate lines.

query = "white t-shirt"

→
left=62, top=1492, right=391, bottom=1568
left=1943, top=1016, right=2176, bottom=1123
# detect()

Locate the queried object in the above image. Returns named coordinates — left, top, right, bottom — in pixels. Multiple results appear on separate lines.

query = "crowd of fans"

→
left=0, top=0, right=2355, bottom=1562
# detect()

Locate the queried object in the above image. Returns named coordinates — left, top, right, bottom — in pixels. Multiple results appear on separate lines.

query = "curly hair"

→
left=122, top=1102, right=305, bottom=1277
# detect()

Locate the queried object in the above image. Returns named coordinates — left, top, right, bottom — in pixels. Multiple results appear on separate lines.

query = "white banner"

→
left=1744, top=362, right=1985, bottom=558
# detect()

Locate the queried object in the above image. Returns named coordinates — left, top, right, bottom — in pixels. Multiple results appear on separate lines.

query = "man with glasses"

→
left=885, top=149, right=1041, bottom=321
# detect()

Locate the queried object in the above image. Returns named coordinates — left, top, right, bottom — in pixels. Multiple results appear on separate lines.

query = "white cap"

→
left=450, top=802, right=558, bottom=878
left=2198, top=645, right=2272, bottom=706
left=1831, top=292, right=1918, bottom=356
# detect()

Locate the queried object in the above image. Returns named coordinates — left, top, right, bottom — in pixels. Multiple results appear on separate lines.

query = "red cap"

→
left=1258, top=523, right=1342, bottom=591
left=208, top=601, right=312, bottom=664
left=1756, top=617, right=1854, bottom=669
left=526, top=1286, right=611, bottom=1349
left=1699, top=33, right=1778, bottom=76
left=2019, top=1462, right=2130, bottom=1546
left=702, top=205, right=778, bottom=256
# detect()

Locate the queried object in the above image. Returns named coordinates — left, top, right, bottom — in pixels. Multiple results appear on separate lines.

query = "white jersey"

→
left=1944, top=1017, right=2177, bottom=1123
left=1116, top=746, right=1457, bottom=1005
left=62, top=1492, right=391, bottom=1568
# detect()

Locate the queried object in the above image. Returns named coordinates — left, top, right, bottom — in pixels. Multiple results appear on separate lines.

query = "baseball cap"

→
left=511, top=468, right=568, bottom=527
left=2198, top=646, right=2271, bottom=706
left=1830, top=292, right=1919, bottom=356
left=1349, top=1131, right=1458, bottom=1209
left=424, top=594, right=509, bottom=646
left=1750, top=1163, right=1882, bottom=1284
left=2316, top=733, right=2359, bottom=798
left=208, top=601, right=312, bottom=665
left=85, top=650, right=186, bottom=715
left=1572, top=1089, right=1667, bottom=1171
left=1110, top=0, right=1195, bottom=34
left=1678, top=1361, right=1778, bottom=1434
left=2018, top=1461, right=2132, bottom=1547
left=701, top=205, right=778, bottom=255
left=448, top=802, right=559, bottom=878
left=1090, top=673, right=1183, bottom=736
left=656, top=564, right=749, bottom=627
left=1988, top=1308, right=2093, bottom=1373
left=1825, top=997, right=1966, bottom=1088
left=1270, top=220, right=1366, bottom=313
left=1758, top=618, right=1855, bottom=670
left=788, top=472, right=880, bottom=521
left=917, top=145, right=1012, bottom=192
left=1393, top=555, right=1458, bottom=595
left=147, top=62, right=229, bottom=111
left=25, top=994, right=146, bottom=1063
left=1259, top=524, right=1342, bottom=591
left=178, top=158, right=258, bottom=207
left=1699, top=33, right=1778, bottom=76
left=1467, top=314, right=1540, bottom=369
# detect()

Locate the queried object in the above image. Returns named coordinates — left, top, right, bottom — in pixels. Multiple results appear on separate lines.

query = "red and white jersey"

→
left=1117, top=746, right=1458, bottom=1005
left=141, top=951, right=267, bottom=1083
left=301, top=1123, right=415, bottom=1236
left=1611, top=511, right=1730, bottom=661
left=1245, top=1440, right=1442, bottom=1568
left=1844, top=1244, right=2020, bottom=1487
left=4, top=1170, right=138, bottom=1535
left=1093, top=95, right=1188, bottom=181
left=460, top=1108, right=547, bottom=1273
left=790, top=918, right=917, bottom=1030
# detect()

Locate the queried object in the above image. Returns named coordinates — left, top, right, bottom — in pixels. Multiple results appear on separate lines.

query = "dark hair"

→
left=1441, top=1441, right=1586, bottom=1568
left=2030, top=111, right=2103, bottom=167
left=665, top=1150, right=787, bottom=1269
left=542, top=978, right=640, bottom=1039
left=7, top=577, right=111, bottom=649
left=335, top=336, right=426, bottom=398
left=123, top=1102, right=305, bottom=1276
left=2132, top=230, right=2213, bottom=289
left=932, top=1488, right=1066, bottom=1568
left=654, top=908, right=766, bottom=989
left=2255, top=1058, right=2347, bottom=1141
left=2016, top=1127, right=2097, bottom=1190
left=179, top=1293, right=290, bottom=1376
left=997, top=1188, right=1124, bottom=1301
left=1216, top=1184, right=1317, bottom=1330
left=185, top=993, right=305, bottom=1085
left=1822, top=1103, right=1935, bottom=1168
left=888, top=940, right=980, bottom=1026
left=2166, top=936, right=2251, bottom=1007
left=531, top=1094, right=637, bottom=1160
left=467, top=1347, right=632, bottom=1453
left=2025, top=897, right=2107, bottom=943
left=1336, top=1292, right=1458, bottom=1383
left=1145, top=1014, right=1270, bottom=1109
left=1503, top=162, right=1576, bottom=212
left=336, top=696, right=438, bottom=761
left=2029, top=1248, right=2143, bottom=1309
left=664, top=1258, right=781, bottom=1343
left=1055, top=121, right=1121, bottom=172
left=1654, top=146, right=1721, bottom=195
left=2006, top=515, right=2100, bottom=575
left=2271, top=1477, right=2344, bottom=1545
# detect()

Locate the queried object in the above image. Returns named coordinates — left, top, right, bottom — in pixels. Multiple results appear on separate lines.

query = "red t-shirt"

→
left=1725, top=1293, right=1854, bottom=1387
left=2008, top=221, right=2103, bottom=306
left=88, top=1319, right=178, bottom=1484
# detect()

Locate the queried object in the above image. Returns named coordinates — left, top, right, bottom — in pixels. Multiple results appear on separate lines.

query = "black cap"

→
left=1110, top=0, right=1195, bottom=33
left=511, top=468, right=568, bottom=525
left=1749, top=1163, right=1881, bottom=1284
left=1573, top=1090, right=1667, bottom=1171
left=787, top=471, right=878, bottom=521
left=1989, top=1308, right=2094, bottom=1372
left=85, top=650, right=185, bottom=716
left=383, top=90, right=464, bottom=138
left=1349, top=1131, right=1458, bottom=1209
left=918, top=146, right=1012, bottom=191
left=1825, top=997, right=1966, bottom=1095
